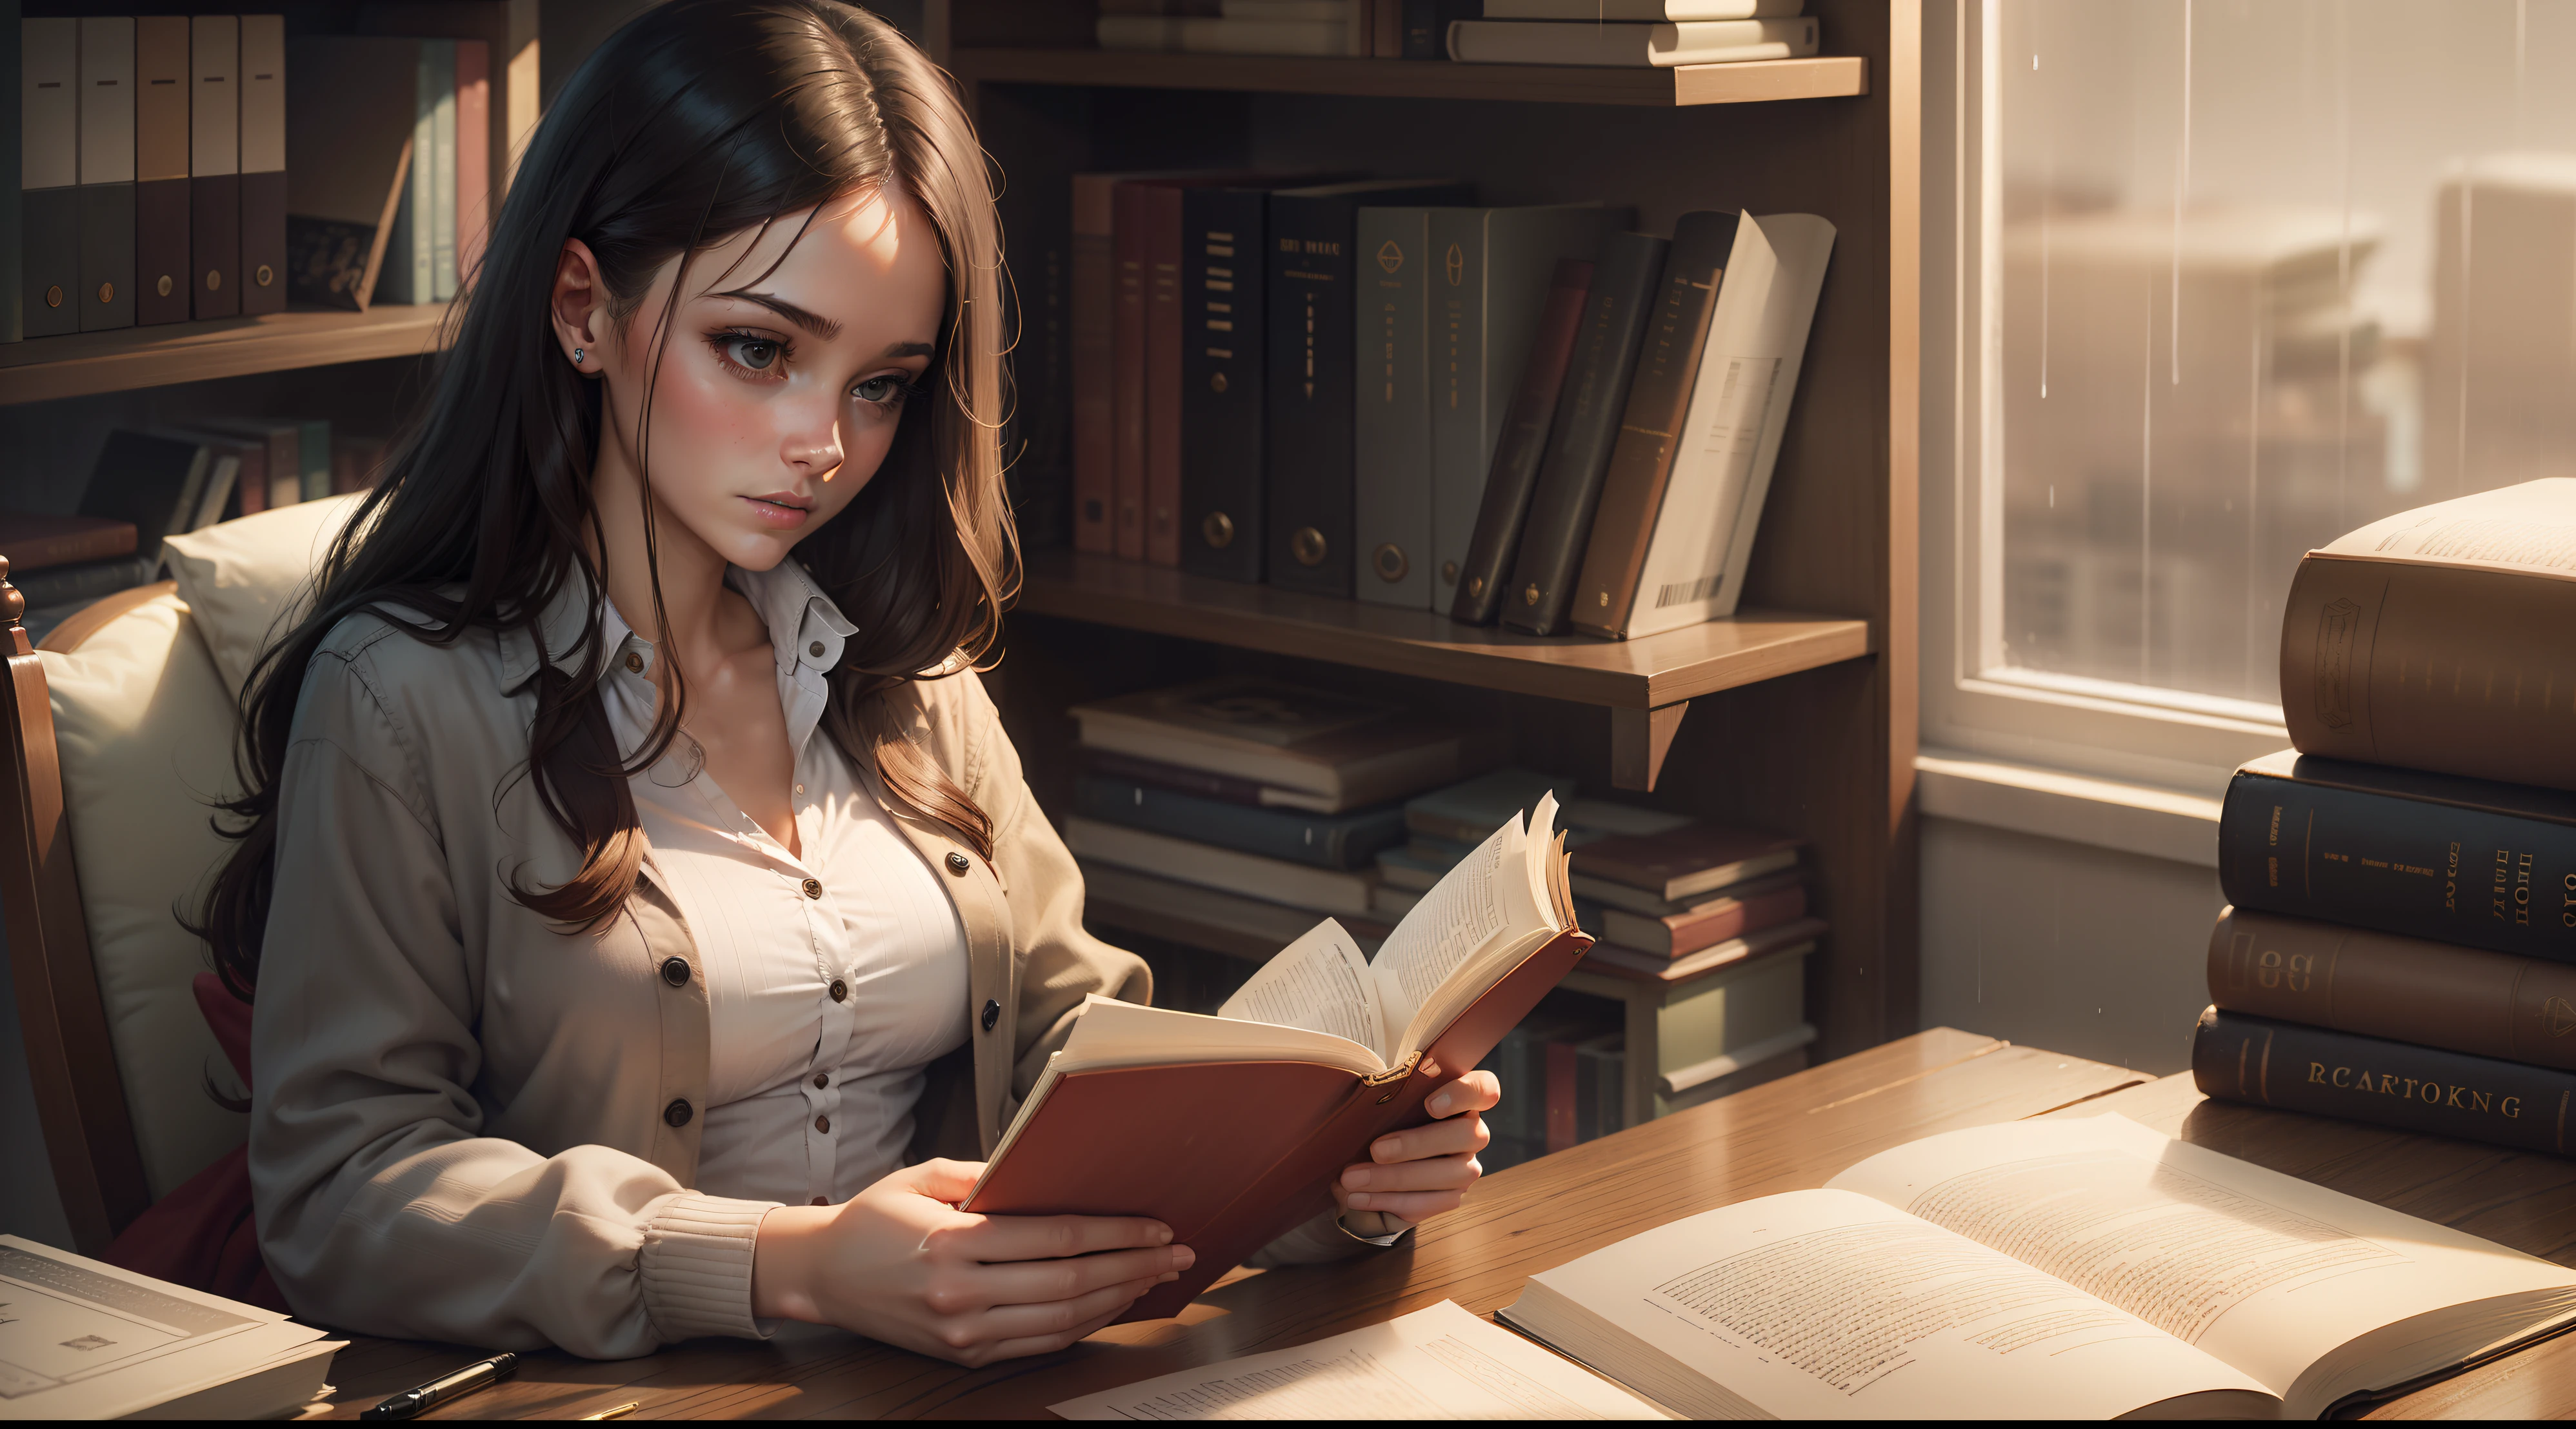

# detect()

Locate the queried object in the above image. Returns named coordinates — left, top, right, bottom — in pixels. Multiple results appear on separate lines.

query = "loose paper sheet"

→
left=1050, top=1299, right=1666, bottom=1421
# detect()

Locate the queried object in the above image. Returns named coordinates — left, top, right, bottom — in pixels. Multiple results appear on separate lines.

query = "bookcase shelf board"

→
left=946, top=48, right=1868, bottom=108
left=0, top=304, right=453, bottom=407
left=1016, top=550, right=1872, bottom=712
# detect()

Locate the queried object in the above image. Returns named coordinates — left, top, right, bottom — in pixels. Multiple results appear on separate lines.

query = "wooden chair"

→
left=0, top=567, right=189, bottom=1252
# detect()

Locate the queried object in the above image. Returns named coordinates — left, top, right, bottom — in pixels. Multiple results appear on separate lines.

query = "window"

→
left=1923, top=0, right=2576, bottom=790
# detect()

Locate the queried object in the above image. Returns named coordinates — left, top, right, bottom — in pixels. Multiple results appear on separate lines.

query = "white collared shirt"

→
left=594, top=561, right=970, bottom=1208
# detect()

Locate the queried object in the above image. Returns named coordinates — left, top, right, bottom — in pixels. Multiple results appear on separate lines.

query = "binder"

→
left=237, top=15, right=285, bottom=315
left=21, top=17, right=77, bottom=339
left=75, top=17, right=132, bottom=332
left=133, top=15, right=188, bottom=326
left=189, top=15, right=239, bottom=319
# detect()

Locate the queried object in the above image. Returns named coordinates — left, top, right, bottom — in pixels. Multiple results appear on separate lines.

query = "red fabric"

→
left=98, top=974, right=284, bottom=1312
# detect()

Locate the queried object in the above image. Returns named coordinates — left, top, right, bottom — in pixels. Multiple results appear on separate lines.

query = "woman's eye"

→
left=723, top=336, right=783, bottom=372
left=855, top=375, right=910, bottom=406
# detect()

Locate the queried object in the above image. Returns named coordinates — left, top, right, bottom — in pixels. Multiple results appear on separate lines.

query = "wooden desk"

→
left=301, top=1028, right=2576, bottom=1419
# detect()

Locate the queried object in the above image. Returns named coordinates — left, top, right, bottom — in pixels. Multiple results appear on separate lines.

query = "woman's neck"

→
left=588, top=444, right=745, bottom=679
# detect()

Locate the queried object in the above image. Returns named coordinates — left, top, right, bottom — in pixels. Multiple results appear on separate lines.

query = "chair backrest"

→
left=2, top=495, right=361, bottom=1253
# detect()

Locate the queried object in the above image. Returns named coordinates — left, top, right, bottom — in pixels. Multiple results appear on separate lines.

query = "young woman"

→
left=203, top=0, right=1497, bottom=1366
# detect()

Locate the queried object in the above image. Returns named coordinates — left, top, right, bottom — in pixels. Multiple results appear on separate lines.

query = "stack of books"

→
left=2194, top=479, right=2576, bottom=1155
left=6, top=15, right=492, bottom=342
left=1063, top=676, right=1501, bottom=948
left=1447, top=0, right=1819, bottom=68
left=1068, top=173, right=1833, bottom=643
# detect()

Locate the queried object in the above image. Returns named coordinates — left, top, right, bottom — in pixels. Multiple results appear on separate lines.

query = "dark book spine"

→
left=1353, top=205, right=1432, bottom=606
left=1399, top=0, right=1476, bottom=59
left=1071, top=178, right=1119, bottom=554
left=21, top=185, right=77, bottom=337
left=239, top=168, right=284, bottom=315
left=2219, top=763, right=2576, bottom=964
left=1144, top=184, right=1186, bottom=566
left=1503, top=232, right=1667, bottom=634
left=1181, top=187, right=1267, bottom=582
left=1084, top=747, right=1273, bottom=806
left=1571, top=210, right=1741, bottom=638
left=2192, top=1006, right=2575, bottom=1156
left=2208, top=907, right=2576, bottom=1072
left=1266, top=193, right=1363, bottom=596
left=1075, top=774, right=1403, bottom=870
left=1112, top=183, right=1151, bottom=561
left=1454, top=257, right=1591, bottom=625
left=188, top=173, right=239, bottom=319
left=133, top=15, right=186, bottom=326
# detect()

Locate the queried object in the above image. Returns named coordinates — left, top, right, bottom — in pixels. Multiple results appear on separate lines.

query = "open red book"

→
left=963, top=795, right=1590, bottom=1321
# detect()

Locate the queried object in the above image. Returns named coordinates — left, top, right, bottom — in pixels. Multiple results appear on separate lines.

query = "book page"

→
left=1217, top=919, right=1390, bottom=1060
left=1827, top=1114, right=2576, bottom=1408
left=1373, top=795, right=1561, bottom=1056
left=0, top=1235, right=329, bottom=1418
left=2311, top=478, right=2576, bottom=581
left=1503, top=1190, right=2265, bottom=1419
left=1050, top=1299, right=1666, bottom=1420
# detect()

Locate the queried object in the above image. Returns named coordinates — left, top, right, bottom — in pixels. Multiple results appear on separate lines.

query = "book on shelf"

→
left=1068, top=815, right=1381, bottom=917
left=1428, top=204, right=1626, bottom=614
left=1052, top=1300, right=1662, bottom=1420
left=372, top=37, right=450, bottom=307
left=1632, top=934, right=1808, bottom=1070
left=1081, top=746, right=1337, bottom=813
left=0, top=1234, right=343, bottom=1419
left=2193, top=1005, right=2576, bottom=1157
left=0, top=512, right=134, bottom=572
left=81, top=428, right=217, bottom=561
left=1482, top=0, right=1804, bottom=17
left=189, top=15, right=240, bottom=319
left=1265, top=178, right=1471, bottom=598
left=134, top=15, right=189, bottom=327
left=1658, top=1020, right=1812, bottom=1112
left=1563, top=795, right=1698, bottom=837
left=12, top=553, right=159, bottom=612
left=1373, top=843, right=1445, bottom=891
left=1500, top=1113, right=2576, bottom=1419
left=1503, top=230, right=1668, bottom=635
left=1397, top=0, right=1478, bottom=61
left=2218, top=748, right=2576, bottom=964
left=1071, top=677, right=1501, bottom=811
left=1570, top=819, right=1799, bottom=902
left=2208, top=905, right=2576, bottom=1071
left=181, top=426, right=268, bottom=519
left=285, top=35, right=421, bottom=311
left=1453, top=255, right=1592, bottom=625
left=77, top=17, right=134, bottom=334
left=1599, top=866, right=1803, bottom=955
left=1352, top=203, right=1433, bottom=606
left=23, top=17, right=78, bottom=340
left=1447, top=14, right=1819, bottom=67
left=2281, top=479, right=2576, bottom=794
left=1070, top=170, right=1126, bottom=554
left=1097, top=14, right=1359, bottom=55
left=1111, top=179, right=1152, bottom=559
left=1368, top=879, right=1419, bottom=921
left=237, top=14, right=285, bottom=315
left=1583, top=912, right=1819, bottom=979
left=966, top=797, right=1590, bottom=1321
left=1580, top=212, right=1833, bottom=638
left=1404, top=766, right=1579, bottom=844
left=1479, top=1001, right=1618, bottom=1164
left=453, top=38, right=489, bottom=288
left=1075, top=772, right=1404, bottom=871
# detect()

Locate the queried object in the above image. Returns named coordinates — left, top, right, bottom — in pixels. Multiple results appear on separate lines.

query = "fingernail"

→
left=1430, top=1093, right=1452, bottom=1116
left=1172, top=1246, right=1197, bottom=1270
left=1344, top=1166, right=1373, bottom=1189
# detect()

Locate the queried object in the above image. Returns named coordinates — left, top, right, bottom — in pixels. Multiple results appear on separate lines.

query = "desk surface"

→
left=303, top=1028, right=2576, bottom=1420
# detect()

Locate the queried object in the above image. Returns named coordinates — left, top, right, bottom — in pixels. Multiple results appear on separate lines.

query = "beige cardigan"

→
left=247, top=585, right=1150, bottom=1357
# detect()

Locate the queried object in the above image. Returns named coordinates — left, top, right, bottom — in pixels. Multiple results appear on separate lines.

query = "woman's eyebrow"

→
left=711, top=289, right=843, bottom=339
left=883, top=340, right=934, bottom=359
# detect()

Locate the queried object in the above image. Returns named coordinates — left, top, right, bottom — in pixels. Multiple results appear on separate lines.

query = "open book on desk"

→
left=963, top=794, right=1591, bottom=1322
left=1500, top=1114, right=2576, bottom=1419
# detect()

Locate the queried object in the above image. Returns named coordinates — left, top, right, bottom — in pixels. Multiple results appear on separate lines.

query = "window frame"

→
left=1919, top=0, right=2293, bottom=796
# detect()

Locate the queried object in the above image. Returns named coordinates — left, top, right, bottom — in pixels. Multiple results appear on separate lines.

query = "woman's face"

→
left=558, top=182, right=948, bottom=573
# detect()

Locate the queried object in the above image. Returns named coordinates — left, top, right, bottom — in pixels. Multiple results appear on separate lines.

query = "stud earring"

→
left=572, top=347, right=584, bottom=365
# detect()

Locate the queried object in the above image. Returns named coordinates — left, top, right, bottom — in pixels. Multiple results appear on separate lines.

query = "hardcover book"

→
left=2194, top=1006, right=2576, bottom=1158
left=236, top=15, right=285, bottom=316
left=1501, top=1114, right=2576, bottom=1419
left=1568, top=820, right=1799, bottom=901
left=189, top=15, right=240, bottom=319
left=1075, top=772, right=1406, bottom=871
left=134, top=15, right=190, bottom=327
left=1353, top=205, right=1433, bottom=606
left=23, top=17, right=79, bottom=339
left=1446, top=14, right=1818, bottom=66
left=1404, top=766, right=1577, bottom=844
left=1071, top=677, right=1501, bottom=811
left=1180, top=182, right=1281, bottom=582
left=75, top=17, right=134, bottom=333
left=2208, top=906, right=2576, bottom=1072
left=284, top=37, right=421, bottom=310
left=0, top=514, right=137, bottom=572
left=1599, top=868, right=1804, bottom=956
left=966, top=797, right=1590, bottom=1323
left=1453, top=257, right=1592, bottom=625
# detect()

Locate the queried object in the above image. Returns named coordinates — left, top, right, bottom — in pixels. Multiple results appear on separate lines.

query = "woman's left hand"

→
left=1332, top=1063, right=1499, bottom=1238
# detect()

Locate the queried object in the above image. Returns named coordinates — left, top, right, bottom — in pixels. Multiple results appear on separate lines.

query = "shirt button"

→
left=659, top=957, right=690, bottom=987
left=981, top=998, right=1001, bottom=1032
left=624, top=651, right=644, bottom=674
left=946, top=852, right=971, bottom=875
left=808, top=640, right=826, bottom=658
left=812, top=1072, right=828, bottom=1090
left=802, top=877, right=823, bottom=899
left=815, top=1115, right=831, bottom=1134
left=794, top=783, right=805, bottom=796
left=830, top=979, right=848, bottom=1003
left=663, top=1098, right=692, bottom=1128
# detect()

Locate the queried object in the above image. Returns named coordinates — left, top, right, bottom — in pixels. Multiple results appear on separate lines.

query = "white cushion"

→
left=162, top=492, right=364, bottom=699
left=41, top=594, right=246, bottom=1199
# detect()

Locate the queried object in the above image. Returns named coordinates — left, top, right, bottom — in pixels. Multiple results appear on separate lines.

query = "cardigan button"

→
left=981, top=998, right=1001, bottom=1033
left=659, top=957, right=690, bottom=987
left=946, top=851, right=971, bottom=875
left=663, top=1098, right=692, bottom=1128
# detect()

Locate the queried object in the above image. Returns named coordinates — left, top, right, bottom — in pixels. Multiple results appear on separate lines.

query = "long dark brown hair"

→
left=199, top=0, right=1017, bottom=997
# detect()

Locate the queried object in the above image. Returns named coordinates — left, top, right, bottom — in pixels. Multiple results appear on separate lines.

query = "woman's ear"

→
left=552, top=238, right=608, bottom=374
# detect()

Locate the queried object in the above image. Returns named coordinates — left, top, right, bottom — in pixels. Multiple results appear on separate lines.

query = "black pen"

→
left=357, top=1350, right=520, bottom=1420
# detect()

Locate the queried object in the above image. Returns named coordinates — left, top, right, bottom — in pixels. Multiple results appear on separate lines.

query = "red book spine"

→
left=1144, top=185, right=1187, bottom=566
left=1112, top=184, right=1152, bottom=563
left=1072, top=179, right=1119, bottom=555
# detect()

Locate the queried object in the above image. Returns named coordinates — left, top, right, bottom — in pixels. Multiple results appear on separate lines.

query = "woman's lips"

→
left=743, top=492, right=813, bottom=529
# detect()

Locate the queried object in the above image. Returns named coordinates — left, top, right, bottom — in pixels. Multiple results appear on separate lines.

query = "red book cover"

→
left=1072, top=174, right=1123, bottom=555
left=1571, top=824, right=1801, bottom=901
left=0, top=515, right=139, bottom=572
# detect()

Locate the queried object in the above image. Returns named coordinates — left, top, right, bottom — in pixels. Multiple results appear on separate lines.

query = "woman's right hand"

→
left=748, top=1159, right=1193, bottom=1366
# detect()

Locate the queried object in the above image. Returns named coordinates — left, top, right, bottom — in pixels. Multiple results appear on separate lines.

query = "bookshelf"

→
left=954, top=0, right=1921, bottom=1075
left=0, top=303, right=454, bottom=406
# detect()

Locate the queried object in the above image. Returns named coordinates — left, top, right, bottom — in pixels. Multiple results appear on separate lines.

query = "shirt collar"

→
left=492, top=559, right=861, bottom=695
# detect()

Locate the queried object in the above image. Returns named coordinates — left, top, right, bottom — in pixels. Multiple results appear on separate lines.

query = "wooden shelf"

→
left=1015, top=550, right=1872, bottom=710
left=948, top=47, right=1868, bottom=107
left=0, top=303, right=453, bottom=406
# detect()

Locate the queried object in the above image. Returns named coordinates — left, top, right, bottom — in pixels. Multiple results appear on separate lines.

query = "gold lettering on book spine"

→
left=2314, top=595, right=2361, bottom=729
